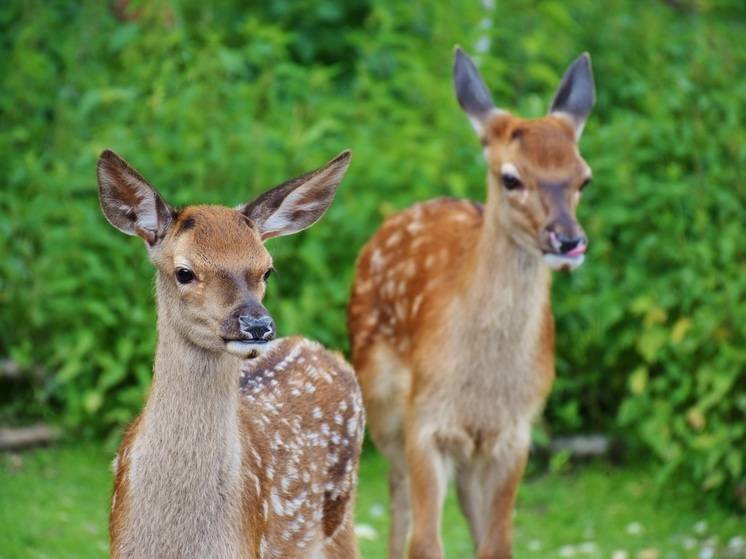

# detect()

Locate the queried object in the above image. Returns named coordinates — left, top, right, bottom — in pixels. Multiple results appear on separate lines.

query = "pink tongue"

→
left=566, top=243, right=587, bottom=257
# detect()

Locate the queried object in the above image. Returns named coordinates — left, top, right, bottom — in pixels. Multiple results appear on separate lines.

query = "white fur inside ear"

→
left=552, top=111, right=586, bottom=139
left=468, top=114, right=485, bottom=135
left=260, top=164, right=345, bottom=239
left=131, top=187, right=158, bottom=232
left=469, top=108, right=504, bottom=136
left=261, top=187, right=329, bottom=237
left=100, top=174, right=158, bottom=233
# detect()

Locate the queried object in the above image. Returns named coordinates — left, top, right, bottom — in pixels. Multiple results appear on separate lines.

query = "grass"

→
left=0, top=444, right=743, bottom=559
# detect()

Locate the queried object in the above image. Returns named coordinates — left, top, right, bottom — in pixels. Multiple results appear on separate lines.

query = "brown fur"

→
left=99, top=150, right=362, bottom=558
left=111, top=336, right=363, bottom=559
left=348, top=111, right=590, bottom=559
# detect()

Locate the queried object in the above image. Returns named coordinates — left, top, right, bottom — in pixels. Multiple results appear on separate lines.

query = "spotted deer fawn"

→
left=98, top=149, right=365, bottom=559
left=348, top=48, right=595, bottom=559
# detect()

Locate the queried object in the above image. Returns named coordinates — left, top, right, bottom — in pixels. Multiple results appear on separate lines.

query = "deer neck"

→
left=145, top=314, right=241, bottom=451
left=124, top=283, right=245, bottom=557
left=463, top=180, right=551, bottom=338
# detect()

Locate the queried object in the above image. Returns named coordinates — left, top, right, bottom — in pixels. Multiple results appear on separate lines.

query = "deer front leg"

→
left=475, top=449, right=528, bottom=559
left=455, top=461, right=487, bottom=546
left=388, top=463, right=411, bottom=559
left=405, top=427, right=448, bottom=559
left=324, top=513, right=360, bottom=559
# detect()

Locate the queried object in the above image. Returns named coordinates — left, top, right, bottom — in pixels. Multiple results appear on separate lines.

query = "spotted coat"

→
left=111, top=337, right=364, bottom=559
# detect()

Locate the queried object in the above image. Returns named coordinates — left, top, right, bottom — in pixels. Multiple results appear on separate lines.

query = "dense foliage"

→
left=1, top=1, right=744, bottom=507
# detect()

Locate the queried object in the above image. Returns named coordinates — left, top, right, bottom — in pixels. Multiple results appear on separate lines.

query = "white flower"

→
left=693, top=521, right=707, bottom=535
left=728, top=536, right=745, bottom=551
left=354, top=524, right=378, bottom=541
left=626, top=522, right=644, bottom=535
left=698, top=546, right=714, bottom=559
left=369, top=503, right=385, bottom=518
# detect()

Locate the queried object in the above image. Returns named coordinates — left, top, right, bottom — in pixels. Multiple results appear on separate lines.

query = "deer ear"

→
left=453, top=46, right=500, bottom=135
left=549, top=52, right=596, bottom=139
left=97, top=150, right=173, bottom=245
left=240, top=150, right=351, bottom=241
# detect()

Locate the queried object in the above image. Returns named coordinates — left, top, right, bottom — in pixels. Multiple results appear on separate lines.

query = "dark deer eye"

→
left=175, top=267, right=195, bottom=284
left=580, top=177, right=592, bottom=191
left=263, top=268, right=273, bottom=282
left=502, top=174, right=523, bottom=191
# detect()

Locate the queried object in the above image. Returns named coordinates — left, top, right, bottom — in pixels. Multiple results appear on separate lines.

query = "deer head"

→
left=454, top=48, right=595, bottom=270
left=97, top=149, right=351, bottom=357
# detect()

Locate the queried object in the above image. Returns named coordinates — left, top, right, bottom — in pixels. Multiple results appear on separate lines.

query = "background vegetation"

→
left=1, top=0, right=744, bottom=528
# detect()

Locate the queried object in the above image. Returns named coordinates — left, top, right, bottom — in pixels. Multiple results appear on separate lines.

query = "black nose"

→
left=238, top=315, right=275, bottom=341
left=556, top=233, right=586, bottom=254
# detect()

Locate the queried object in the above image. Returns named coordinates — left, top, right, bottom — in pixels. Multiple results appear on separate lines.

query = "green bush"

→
left=1, top=1, right=744, bottom=507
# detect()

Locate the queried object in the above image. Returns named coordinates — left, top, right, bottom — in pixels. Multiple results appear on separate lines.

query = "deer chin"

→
left=543, top=252, right=585, bottom=271
left=225, top=338, right=280, bottom=359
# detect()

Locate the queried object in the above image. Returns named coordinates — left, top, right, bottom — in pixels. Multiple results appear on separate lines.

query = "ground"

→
left=0, top=444, right=743, bottom=559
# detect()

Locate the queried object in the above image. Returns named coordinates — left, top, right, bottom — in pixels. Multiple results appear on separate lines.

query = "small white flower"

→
left=578, top=541, right=597, bottom=554
left=611, top=551, right=629, bottom=559
left=638, top=548, right=660, bottom=559
left=527, top=539, right=542, bottom=552
left=354, top=524, right=378, bottom=541
left=693, top=521, right=707, bottom=535
left=698, top=546, right=714, bottom=559
left=626, top=522, right=644, bottom=535
left=558, top=545, right=577, bottom=557
left=369, top=503, right=385, bottom=518
left=728, top=536, right=745, bottom=551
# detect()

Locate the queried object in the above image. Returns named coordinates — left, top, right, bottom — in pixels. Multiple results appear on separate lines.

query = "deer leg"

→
left=324, top=512, right=360, bottom=559
left=475, top=451, right=528, bottom=559
left=388, top=460, right=411, bottom=559
left=455, top=461, right=487, bottom=547
left=406, top=432, right=448, bottom=559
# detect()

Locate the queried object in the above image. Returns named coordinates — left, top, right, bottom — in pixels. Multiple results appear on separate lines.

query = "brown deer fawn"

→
left=348, top=48, right=595, bottom=559
left=97, top=149, right=365, bottom=559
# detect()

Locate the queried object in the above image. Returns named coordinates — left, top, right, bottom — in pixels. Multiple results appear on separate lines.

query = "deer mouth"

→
left=223, top=338, right=276, bottom=359
left=542, top=251, right=585, bottom=271
left=542, top=232, right=587, bottom=271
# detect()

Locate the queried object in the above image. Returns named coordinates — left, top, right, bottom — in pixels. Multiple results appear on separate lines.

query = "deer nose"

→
left=549, top=230, right=588, bottom=256
left=238, top=315, right=275, bottom=342
left=558, top=234, right=582, bottom=254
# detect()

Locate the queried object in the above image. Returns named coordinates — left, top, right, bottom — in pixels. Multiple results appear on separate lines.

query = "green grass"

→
left=0, top=444, right=743, bottom=558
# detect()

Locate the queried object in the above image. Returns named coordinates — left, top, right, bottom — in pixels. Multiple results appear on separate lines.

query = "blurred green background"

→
left=1, top=0, right=744, bottom=557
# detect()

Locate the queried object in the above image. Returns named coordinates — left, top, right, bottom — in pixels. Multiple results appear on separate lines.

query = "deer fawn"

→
left=97, top=149, right=365, bottom=559
left=348, top=48, right=595, bottom=559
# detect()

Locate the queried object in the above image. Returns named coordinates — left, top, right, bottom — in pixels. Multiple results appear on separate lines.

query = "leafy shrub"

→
left=1, top=1, right=744, bottom=507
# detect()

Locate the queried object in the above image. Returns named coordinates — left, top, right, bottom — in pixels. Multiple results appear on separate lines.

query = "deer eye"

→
left=175, top=267, right=195, bottom=284
left=501, top=173, right=523, bottom=191
left=263, top=268, right=274, bottom=282
left=580, top=177, right=592, bottom=191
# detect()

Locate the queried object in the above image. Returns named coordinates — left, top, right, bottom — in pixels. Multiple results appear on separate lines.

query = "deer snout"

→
left=546, top=224, right=588, bottom=257
left=238, top=315, right=275, bottom=342
left=550, top=231, right=588, bottom=256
